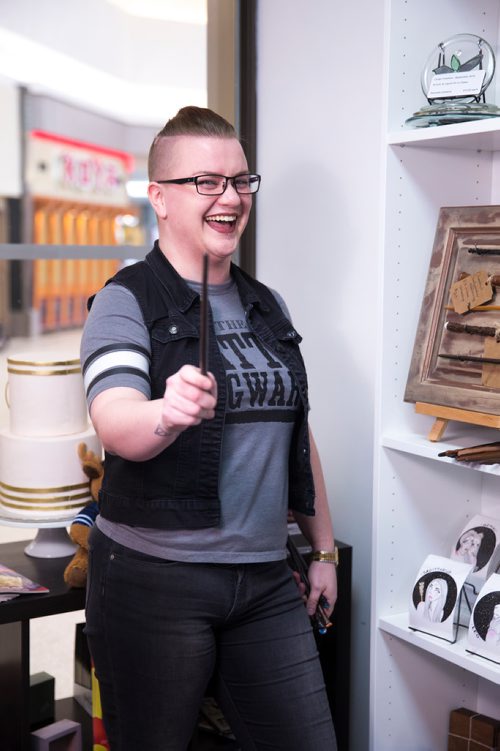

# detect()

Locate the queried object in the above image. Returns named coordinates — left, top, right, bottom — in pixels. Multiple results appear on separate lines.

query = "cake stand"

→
left=0, top=511, right=77, bottom=558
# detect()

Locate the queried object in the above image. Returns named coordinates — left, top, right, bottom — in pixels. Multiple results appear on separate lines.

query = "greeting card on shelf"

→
left=467, top=573, right=500, bottom=665
left=409, top=554, right=473, bottom=643
left=451, top=514, right=500, bottom=588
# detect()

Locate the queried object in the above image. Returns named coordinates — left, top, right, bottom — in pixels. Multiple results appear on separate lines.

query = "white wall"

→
left=256, top=2, right=385, bottom=747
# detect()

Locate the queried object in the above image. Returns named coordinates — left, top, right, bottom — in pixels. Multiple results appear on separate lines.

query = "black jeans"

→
left=85, top=526, right=337, bottom=751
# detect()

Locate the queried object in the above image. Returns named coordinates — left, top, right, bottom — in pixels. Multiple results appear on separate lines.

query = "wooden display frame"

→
left=405, top=205, right=500, bottom=417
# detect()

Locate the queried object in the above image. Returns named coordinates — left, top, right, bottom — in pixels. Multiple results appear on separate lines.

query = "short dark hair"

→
left=148, top=106, right=238, bottom=180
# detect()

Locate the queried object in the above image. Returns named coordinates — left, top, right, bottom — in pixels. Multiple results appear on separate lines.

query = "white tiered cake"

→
left=0, top=353, right=101, bottom=520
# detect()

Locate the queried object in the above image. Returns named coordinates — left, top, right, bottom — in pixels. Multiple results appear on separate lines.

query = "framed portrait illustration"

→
left=409, top=554, right=473, bottom=642
left=405, top=206, right=500, bottom=416
left=467, top=573, right=500, bottom=665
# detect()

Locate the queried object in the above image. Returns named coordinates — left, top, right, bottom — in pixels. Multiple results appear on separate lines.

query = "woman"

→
left=82, top=106, right=337, bottom=750
left=417, top=577, right=448, bottom=623
left=452, top=528, right=484, bottom=569
left=486, top=603, right=500, bottom=646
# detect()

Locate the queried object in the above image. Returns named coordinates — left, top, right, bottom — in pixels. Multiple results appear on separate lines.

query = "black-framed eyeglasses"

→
left=155, top=173, right=261, bottom=195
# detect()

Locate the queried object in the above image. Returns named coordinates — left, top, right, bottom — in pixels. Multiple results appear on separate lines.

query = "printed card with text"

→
left=409, top=554, right=473, bottom=641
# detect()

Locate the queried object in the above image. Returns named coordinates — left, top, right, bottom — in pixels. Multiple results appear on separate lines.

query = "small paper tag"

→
left=450, top=271, right=493, bottom=314
left=427, top=69, right=486, bottom=98
left=482, top=338, right=500, bottom=388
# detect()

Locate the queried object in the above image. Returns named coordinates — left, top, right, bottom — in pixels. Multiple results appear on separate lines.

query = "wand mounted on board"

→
left=200, top=253, right=209, bottom=375
left=467, top=247, right=500, bottom=256
left=445, top=321, right=500, bottom=340
left=438, top=353, right=500, bottom=365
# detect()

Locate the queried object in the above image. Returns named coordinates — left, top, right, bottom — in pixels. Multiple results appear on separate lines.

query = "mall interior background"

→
left=0, top=3, right=385, bottom=749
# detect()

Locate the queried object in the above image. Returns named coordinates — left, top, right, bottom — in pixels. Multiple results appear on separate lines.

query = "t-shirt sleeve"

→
left=270, top=288, right=292, bottom=321
left=80, top=283, right=152, bottom=409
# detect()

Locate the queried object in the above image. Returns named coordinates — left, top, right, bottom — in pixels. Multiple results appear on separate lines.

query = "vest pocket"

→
left=151, top=317, right=198, bottom=344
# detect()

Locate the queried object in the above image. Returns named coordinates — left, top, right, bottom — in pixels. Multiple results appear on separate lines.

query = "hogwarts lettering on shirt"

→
left=215, top=318, right=299, bottom=424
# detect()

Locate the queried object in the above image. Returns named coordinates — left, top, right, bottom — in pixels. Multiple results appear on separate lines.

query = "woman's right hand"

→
left=159, top=364, right=217, bottom=436
left=89, top=366, right=217, bottom=462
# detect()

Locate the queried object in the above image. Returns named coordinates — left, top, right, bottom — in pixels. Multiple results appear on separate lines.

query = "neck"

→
left=157, top=241, right=232, bottom=284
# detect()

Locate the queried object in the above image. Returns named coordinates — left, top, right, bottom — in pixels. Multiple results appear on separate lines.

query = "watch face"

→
left=421, top=33, right=496, bottom=103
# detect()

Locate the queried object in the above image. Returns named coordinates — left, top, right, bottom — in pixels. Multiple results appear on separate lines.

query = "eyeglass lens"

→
left=196, top=175, right=260, bottom=195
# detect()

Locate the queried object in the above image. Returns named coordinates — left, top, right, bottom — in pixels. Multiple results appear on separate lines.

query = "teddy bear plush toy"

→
left=63, top=442, right=103, bottom=588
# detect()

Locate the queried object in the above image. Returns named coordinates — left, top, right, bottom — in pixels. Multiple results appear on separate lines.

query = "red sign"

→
left=26, top=130, right=134, bottom=205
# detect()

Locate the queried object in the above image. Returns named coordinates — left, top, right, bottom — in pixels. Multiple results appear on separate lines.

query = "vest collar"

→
left=146, top=242, right=198, bottom=313
left=146, top=241, right=270, bottom=313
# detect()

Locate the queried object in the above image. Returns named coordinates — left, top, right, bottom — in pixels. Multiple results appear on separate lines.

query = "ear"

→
left=148, top=182, right=168, bottom=220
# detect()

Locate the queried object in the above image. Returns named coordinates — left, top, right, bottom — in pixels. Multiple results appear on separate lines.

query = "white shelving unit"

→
left=371, top=2, right=500, bottom=749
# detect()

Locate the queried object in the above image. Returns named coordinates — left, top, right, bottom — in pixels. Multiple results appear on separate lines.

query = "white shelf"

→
left=379, top=612, right=500, bottom=686
left=381, top=427, right=500, bottom=475
left=388, top=117, right=500, bottom=150
left=372, top=2, right=500, bottom=747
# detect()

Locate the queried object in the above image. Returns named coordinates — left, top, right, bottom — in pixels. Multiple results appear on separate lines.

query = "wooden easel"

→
left=415, top=402, right=500, bottom=442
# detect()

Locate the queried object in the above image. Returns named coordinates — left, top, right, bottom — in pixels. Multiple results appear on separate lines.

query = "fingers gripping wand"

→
left=286, top=535, right=332, bottom=635
left=200, top=253, right=209, bottom=375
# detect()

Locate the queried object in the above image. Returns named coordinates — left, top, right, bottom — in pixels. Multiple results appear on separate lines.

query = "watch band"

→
left=311, top=547, right=339, bottom=566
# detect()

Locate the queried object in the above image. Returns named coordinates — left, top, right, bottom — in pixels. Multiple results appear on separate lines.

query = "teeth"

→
left=206, top=215, right=236, bottom=223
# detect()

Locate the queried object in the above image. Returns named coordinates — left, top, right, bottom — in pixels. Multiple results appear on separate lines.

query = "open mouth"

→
left=205, top=214, right=238, bottom=233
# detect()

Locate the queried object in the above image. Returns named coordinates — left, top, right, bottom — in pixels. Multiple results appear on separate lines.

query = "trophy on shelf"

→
left=405, top=33, right=500, bottom=128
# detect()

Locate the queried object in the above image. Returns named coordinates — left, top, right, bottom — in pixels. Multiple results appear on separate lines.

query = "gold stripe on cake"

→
left=0, top=490, right=91, bottom=504
left=7, top=367, right=82, bottom=376
left=7, top=357, right=81, bottom=367
left=1, top=499, right=89, bottom=511
left=0, top=481, right=89, bottom=494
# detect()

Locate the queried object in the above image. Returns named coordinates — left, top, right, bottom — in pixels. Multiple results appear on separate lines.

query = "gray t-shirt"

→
left=81, top=277, right=300, bottom=563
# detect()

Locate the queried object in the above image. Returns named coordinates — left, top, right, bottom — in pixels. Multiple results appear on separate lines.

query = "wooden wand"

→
left=200, top=253, right=209, bottom=375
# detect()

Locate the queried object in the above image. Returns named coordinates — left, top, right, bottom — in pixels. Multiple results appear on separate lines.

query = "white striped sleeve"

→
left=82, top=344, right=151, bottom=397
left=80, top=283, right=152, bottom=405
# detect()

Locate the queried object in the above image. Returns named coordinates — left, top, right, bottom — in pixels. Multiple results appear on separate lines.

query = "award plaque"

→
left=405, top=33, right=500, bottom=128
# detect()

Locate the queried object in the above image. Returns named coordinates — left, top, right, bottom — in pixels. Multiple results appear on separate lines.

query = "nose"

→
left=220, top=179, right=242, bottom=202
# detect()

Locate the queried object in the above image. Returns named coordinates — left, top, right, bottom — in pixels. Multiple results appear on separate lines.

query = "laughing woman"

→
left=81, top=106, right=338, bottom=751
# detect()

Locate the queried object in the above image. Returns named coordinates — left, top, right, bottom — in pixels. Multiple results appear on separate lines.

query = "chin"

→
left=208, top=241, right=239, bottom=259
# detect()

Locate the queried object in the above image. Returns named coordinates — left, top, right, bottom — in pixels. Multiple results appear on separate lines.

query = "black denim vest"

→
left=94, top=243, right=315, bottom=529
